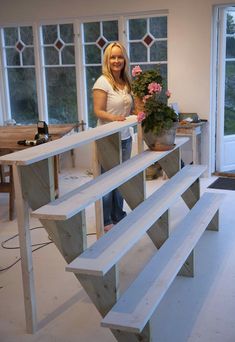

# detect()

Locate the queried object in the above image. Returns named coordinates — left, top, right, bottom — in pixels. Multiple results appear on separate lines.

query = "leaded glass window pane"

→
left=226, top=37, right=235, bottom=58
left=82, top=19, right=119, bottom=127
left=62, top=46, right=75, bottom=64
left=42, top=25, right=57, bottom=44
left=227, top=13, right=235, bottom=34
left=2, top=26, right=38, bottom=123
left=129, top=18, right=147, bottom=40
left=4, top=27, right=18, bottom=46
left=103, top=21, right=118, bottom=41
left=84, top=22, right=100, bottom=42
left=60, top=24, right=74, bottom=43
left=8, top=68, right=38, bottom=124
left=150, top=17, right=167, bottom=38
left=85, top=45, right=101, bottom=64
left=20, top=26, right=33, bottom=45
left=128, top=15, right=168, bottom=102
left=130, top=42, right=147, bottom=62
left=6, top=48, right=20, bottom=66
left=44, top=46, right=59, bottom=65
left=41, top=23, right=77, bottom=123
left=150, top=41, right=167, bottom=61
left=45, top=67, right=77, bottom=124
left=22, top=47, right=35, bottom=65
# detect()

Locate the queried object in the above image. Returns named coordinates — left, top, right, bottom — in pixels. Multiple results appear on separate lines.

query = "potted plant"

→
left=132, top=65, right=178, bottom=150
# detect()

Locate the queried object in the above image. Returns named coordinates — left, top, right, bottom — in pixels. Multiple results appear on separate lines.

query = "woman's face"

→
left=109, top=46, right=125, bottom=75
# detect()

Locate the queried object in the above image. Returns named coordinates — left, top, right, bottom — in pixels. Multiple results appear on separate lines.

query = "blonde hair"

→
left=102, top=42, right=131, bottom=93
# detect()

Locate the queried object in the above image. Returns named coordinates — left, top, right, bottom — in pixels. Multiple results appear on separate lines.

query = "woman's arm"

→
left=93, top=89, right=125, bottom=122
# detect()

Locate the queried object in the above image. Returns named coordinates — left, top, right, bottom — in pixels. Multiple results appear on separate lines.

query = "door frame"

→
left=212, top=5, right=235, bottom=173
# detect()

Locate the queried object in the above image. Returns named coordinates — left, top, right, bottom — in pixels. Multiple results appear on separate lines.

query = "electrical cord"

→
left=0, top=227, right=96, bottom=272
left=0, top=226, right=53, bottom=272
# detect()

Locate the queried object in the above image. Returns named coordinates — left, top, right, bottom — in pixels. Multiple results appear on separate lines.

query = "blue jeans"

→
left=102, top=137, right=132, bottom=226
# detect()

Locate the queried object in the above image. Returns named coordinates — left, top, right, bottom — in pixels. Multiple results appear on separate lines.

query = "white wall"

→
left=0, top=0, right=233, bottom=170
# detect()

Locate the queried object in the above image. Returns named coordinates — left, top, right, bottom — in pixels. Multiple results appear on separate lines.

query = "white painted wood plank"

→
left=12, top=165, right=37, bottom=333
left=66, top=165, right=206, bottom=276
left=0, top=116, right=137, bottom=165
left=32, top=138, right=190, bottom=220
left=101, top=192, right=225, bottom=333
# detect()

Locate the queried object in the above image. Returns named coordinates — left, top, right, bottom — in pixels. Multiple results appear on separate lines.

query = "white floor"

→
left=1, top=168, right=235, bottom=342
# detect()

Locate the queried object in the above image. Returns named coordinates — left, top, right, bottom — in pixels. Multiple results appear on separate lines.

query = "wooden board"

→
left=66, top=165, right=206, bottom=276
left=0, top=116, right=138, bottom=165
left=32, top=139, right=190, bottom=221
left=101, top=192, right=225, bottom=333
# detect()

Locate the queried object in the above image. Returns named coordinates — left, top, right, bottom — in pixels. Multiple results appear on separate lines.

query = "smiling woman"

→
left=92, top=42, right=133, bottom=232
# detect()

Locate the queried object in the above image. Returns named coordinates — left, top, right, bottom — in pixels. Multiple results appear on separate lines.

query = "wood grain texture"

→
left=32, top=138, right=189, bottom=221
left=0, top=116, right=138, bottom=165
left=66, top=165, right=207, bottom=276
left=101, top=192, right=225, bottom=334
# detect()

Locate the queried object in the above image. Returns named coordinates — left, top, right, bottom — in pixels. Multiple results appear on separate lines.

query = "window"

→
left=0, top=13, right=168, bottom=128
left=41, top=23, right=78, bottom=124
left=127, top=16, right=168, bottom=90
left=1, top=26, right=38, bottom=124
left=82, top=20, right=119, bottom=127
left=224, top=10, right=235, bottom=135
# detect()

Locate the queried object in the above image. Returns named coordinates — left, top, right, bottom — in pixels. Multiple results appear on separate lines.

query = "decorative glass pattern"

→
left=55, top=39, right=64, bottom=50
left=127, top=15, right=168, bottom=92
left=2, top=26, right=38, bottom=124
left=82, top=20, right=118, bottom=127
left=97, top=37, right=107, bottom=48
left=3, top=26, right=35, bottom=66
left=129, top=18, right=147, bottom=40
left=144, top=34, right=154, bottom=46
left=16, top=41, right=25, bottom=52
left=128, top=15, right=168, bottom=66
left=41, top=23, right=75, bottom=66
left=41, top=23, right=77, bottom=123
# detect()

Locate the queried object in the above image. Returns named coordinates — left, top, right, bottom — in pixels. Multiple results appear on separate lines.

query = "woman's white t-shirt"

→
left=93, top=75, right=133, bottom=140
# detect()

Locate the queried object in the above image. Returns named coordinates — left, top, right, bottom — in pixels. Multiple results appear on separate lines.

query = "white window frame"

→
left=0, top=10, right=168, bottom=128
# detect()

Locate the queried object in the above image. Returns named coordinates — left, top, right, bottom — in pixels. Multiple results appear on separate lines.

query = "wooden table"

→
left=0, top=123, right=77, bottom=205
left=0, top=124, right=77, bottom=152
left=176, top=121, right=207, bottom=165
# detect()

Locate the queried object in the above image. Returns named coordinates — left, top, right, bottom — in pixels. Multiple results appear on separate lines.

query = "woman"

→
left=93, top=42, right=133, bottom=232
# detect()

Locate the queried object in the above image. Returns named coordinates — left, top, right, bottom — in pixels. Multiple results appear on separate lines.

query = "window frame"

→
left=0, top=11, right=168, bottom=128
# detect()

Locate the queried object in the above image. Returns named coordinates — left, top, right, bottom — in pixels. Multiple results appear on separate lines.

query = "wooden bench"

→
left=65, top=164, right=213, bottom=341
left=31, top=147, right=198, bottom=222
left=66, top=164, right=206, bottom=277
left=100, top=192, right=224, bottom=341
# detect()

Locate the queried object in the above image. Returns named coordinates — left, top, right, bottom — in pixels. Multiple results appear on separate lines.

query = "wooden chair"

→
left=0, top=165, right=14, bottom=220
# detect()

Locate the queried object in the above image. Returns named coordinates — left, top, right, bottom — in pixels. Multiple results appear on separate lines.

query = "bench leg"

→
left=158, top=148, right=181, bottom=178
left=147, top=211, right=169, bottom=249
left=111, top=321, right=151, bottom=342
left=178, top=250, right=194, bottom=277
left=77, top=265, right=119, bottom=317
left=206, top=210, right=219, bottom=231
left=182, top=178, right=200, bottom=209
left=41, top=211, right=87, bottom=264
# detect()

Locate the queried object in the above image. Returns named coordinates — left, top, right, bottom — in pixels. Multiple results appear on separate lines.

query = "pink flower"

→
left=148, top=82, right=162, bottom=94
left=132, top=65, right=142, bottom=77
left=143, top=94, right=152, bottom=103
left=166, top=90, right=171, bottom=98
left=137, top=111, right=146, bottom=123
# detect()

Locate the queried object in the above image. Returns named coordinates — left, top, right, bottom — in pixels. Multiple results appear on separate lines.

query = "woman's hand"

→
left=115, top=114, right=126, bottom=121
left=93, top=89, right=126, bottom=122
